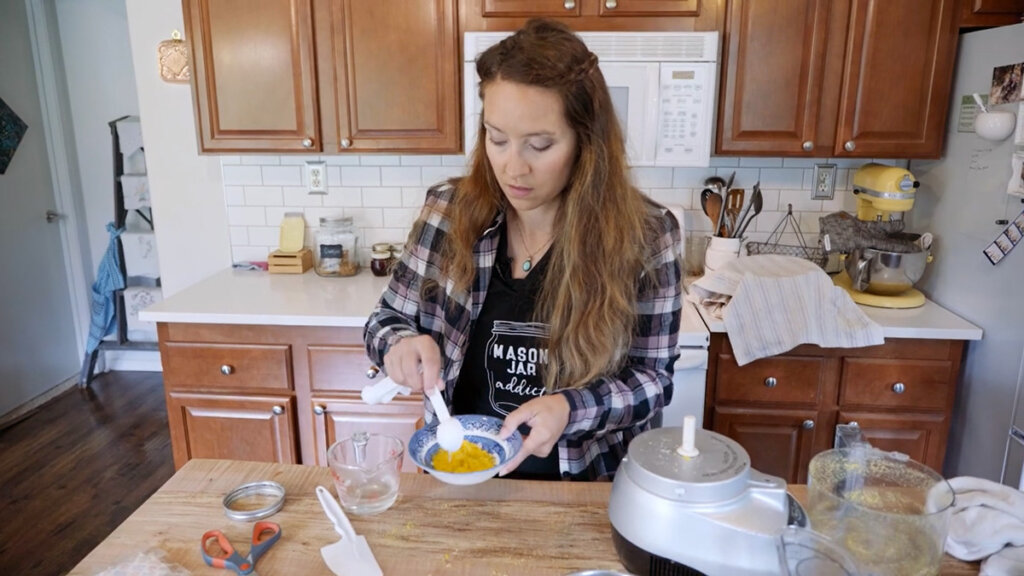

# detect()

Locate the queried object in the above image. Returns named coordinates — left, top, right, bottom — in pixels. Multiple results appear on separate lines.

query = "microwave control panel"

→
left=656, top=63, right=715, bottom=167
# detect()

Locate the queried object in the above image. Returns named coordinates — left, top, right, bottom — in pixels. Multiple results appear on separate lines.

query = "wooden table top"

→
left=69, top=459, right=980, bottom=575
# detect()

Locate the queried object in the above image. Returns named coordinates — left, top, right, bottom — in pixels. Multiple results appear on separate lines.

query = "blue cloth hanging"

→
left=85, top=223, right=125, bottom=354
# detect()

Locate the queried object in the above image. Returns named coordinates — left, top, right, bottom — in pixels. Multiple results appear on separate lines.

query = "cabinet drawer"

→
left=163, top=342, right=292, bottom=391
left=839, top=358, right=953, bottom=411
left=308, top=345, right=377, bottom=392
left=716, top=355, right=825, bottom=406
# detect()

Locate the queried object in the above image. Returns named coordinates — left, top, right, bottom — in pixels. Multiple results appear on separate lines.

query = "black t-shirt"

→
left=452, top=222, right=560, bottom=480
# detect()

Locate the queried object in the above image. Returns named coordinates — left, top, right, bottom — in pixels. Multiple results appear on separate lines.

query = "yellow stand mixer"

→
left=829, top=163, right=931, bottom=309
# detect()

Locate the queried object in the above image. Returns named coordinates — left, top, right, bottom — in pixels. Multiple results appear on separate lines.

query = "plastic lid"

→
left=622, top=427, right=751, bottom=504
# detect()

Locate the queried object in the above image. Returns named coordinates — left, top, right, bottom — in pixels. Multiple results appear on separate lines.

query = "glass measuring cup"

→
left=327, top=432, right=404, bottom=515
left=806, top=444, right=954, bottom=576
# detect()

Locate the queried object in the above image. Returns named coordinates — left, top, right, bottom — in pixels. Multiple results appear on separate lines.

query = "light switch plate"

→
left=812, top=163, right=837, bottom=200
left=306, top=160, right=326, bottom=194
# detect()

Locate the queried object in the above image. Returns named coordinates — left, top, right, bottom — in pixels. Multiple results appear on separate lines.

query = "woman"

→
left=364, top=18, right=682, bottom=481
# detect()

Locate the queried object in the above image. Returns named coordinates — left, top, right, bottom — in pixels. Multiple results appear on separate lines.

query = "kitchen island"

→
left=68, top=458, right=981, bottom=575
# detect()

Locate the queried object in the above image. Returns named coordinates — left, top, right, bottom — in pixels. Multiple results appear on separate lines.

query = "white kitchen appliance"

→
left=609, top=424, right=813, bottom=576
left=463, top=31, right=719, bottom=167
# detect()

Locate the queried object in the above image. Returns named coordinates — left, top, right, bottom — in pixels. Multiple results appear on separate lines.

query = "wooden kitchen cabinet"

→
left=959, top=0, right=1024, bottom=28
left=716, top=0, right=960, bottom=158
left=183, top=0, right=460, bottom=154
left=705, top=335, right=965, bottom=484
left=157, top=322, right=423, bottom=469
left=462, top=0, right=721, bottom=32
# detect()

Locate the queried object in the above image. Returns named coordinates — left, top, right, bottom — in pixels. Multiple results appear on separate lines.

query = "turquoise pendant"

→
left=522, top=258, right=532, bottom=272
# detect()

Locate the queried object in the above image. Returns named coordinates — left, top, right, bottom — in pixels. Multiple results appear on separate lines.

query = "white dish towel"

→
left=687, top=255, right=883, bottom=365
left=942, top=476, right=1024, bottom=576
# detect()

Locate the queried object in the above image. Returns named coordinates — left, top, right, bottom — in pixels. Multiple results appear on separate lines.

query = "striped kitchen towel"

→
left=688, top=255, right=883, bottom=365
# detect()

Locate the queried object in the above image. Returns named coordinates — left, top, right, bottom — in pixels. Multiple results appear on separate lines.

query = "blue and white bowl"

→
left=409, top=414, right=523, bottom=486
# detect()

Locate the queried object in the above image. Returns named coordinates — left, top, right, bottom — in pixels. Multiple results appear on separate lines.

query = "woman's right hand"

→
left=382, top=334, right=442, bottom=393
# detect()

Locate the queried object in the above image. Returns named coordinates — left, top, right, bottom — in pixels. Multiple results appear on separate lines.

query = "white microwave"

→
left=463, top=30, right=719, bottom=167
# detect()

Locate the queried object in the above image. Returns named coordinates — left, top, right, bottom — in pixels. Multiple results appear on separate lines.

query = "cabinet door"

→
left=481, top=0, right=582, bottom=17
left=959, top=0, right=1024, bottom=28
left=837, top=412, right=947, bottom=472
left=598, top=0, right=699, bottom=17
left=183, top=0, right=320, bottom=152
left=315, top=0, right=460, bottom=153
left=166, top=392, right=298, bottom=469
left=713, top=407, right=820, bottom=484
left=834, top=0, right=958, bottom=158
left=311, top=396, right=423, bottom=472
left=716, top=0, right=832, bottom=155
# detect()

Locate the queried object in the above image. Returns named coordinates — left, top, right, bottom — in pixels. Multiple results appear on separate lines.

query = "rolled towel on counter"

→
left=944, top=476, right=1024, bottom=570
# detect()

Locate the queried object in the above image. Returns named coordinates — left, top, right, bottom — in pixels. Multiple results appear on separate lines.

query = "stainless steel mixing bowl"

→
left=845, top=246, right=930, bottom=295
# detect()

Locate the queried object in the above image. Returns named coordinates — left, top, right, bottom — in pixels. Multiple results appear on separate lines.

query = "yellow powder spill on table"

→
left=431, top=440, right=497, bottom=473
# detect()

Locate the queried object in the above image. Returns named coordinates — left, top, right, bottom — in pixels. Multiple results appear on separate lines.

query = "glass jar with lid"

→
left=315, top=216, right=359, bottom=277
left=370, top=247, right=392, bottom=277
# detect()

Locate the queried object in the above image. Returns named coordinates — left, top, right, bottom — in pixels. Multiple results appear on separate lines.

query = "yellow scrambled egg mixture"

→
left=431, top=440, right=497, bottom=473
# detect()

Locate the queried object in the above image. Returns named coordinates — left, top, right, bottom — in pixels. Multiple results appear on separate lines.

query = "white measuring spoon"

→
left=427, top=386, right=465, bottom=453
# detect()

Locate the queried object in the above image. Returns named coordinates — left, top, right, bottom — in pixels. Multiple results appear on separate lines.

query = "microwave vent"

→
left=464, top=32, right=718, bottom=63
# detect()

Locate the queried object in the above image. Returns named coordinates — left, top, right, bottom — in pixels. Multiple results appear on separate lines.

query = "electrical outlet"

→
left=305, top=160, right=326, bottom=194
left=812, top=163, right=837, bottom=200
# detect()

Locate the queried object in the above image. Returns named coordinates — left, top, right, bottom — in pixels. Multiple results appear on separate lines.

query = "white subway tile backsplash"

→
left=323, top=187, right=363, bottom=207
left=222, top=165, right=262, bottom=186
left=341, top=167, right=381, bottom=187
left=324, top=156, right=361, bottom=166
left=360, top=155, right=401, bottom=166
left=227, top=206, right=266, bottom=226
left=344, top=207, right=384, bottom=228
left=382, top=167, right=422, bottom=187
left=759, top=168, right=805, bottom=189
left=739, top=157, right=783, bottom=168
left=262, top=166, right=302, bottom=186
left=283, top=186, right=323, bottom=207
left=362, top=187, right=402, bottom=208
left=401, top=155, right=441, bottom=166
left=219, top=155, right=903, bottom=265
left=224, top=186, right=246, bottom=206
left=242, top=155, right=281, bottom=165
left=247, top=226, right=280, bottom=247
left=229, top=226, right=249, bottom=245
left=422, top=166, right=464, bottom=185
left=244, top=186, right=284, bottom=206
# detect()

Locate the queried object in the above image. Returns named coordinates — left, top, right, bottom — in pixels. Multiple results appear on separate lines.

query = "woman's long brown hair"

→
left=446, top=19, right=660, bottom=391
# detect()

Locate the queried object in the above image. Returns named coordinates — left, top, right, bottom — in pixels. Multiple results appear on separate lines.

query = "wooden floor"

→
left=0, top=372, right=173, bottom=576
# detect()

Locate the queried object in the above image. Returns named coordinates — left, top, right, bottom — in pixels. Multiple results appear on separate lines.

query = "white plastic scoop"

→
left=315, top=485, right=383, bottom=576
left=427, top=387, right=465, bottom=453
left=360, top=376, right=412, bottom=405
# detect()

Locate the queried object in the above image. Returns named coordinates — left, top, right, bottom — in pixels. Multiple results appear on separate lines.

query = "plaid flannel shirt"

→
left=364, top=184, right=682, bottom=480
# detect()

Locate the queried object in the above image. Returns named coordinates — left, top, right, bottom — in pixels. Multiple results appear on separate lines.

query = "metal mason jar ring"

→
left=222, top=480, right=286, bottom=521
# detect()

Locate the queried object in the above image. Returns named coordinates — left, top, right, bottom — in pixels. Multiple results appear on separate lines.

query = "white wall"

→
left=54, top=0, right=139, bottom=273
left=124, top=0, right=230, bottom=296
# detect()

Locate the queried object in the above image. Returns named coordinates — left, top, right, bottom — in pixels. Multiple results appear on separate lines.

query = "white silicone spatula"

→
left=427, top=387, right=465, bottom=453
left=315, top=486, right=383, bottom=576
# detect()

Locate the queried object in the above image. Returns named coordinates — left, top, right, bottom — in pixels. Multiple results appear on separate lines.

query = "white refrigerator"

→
left=912, top=23, right=1024, bottom=487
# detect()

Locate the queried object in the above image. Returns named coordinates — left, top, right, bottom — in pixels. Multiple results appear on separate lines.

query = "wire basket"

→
left=745, top=204, right=828, bottom=269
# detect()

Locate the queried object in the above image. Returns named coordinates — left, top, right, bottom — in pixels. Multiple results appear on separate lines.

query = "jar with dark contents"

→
left=370, top=248, right=392, bottom=277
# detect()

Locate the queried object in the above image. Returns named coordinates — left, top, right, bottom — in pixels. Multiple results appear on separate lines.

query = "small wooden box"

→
left=268, top=248, right=313, bottom=274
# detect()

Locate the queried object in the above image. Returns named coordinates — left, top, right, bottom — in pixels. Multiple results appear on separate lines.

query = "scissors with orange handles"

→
left=201, top=521, right=281, bottom=575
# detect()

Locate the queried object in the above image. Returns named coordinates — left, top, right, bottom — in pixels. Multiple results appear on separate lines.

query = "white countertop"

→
left=694, top=297, right=983, bottom=340
left=139, top=268, right=391, bottom=327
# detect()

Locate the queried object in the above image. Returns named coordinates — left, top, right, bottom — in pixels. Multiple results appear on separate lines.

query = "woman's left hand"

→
left=497, top=394, right=570, bottom=476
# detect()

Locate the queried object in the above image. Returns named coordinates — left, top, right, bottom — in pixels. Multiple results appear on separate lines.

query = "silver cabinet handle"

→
left=302, top=138, right=313, bottom=148
left=341, top=138, right=352, bottom=148
left=605, top=0, right=617, bottom=8
left=366, top=366, right=380, bottom=379
left=802, top=420, right=815, bottom=430
left=844, top=140, right=856, bottom=152
left=564, top=0, right=575, bottom=9
left=272, top=405, right=284, bottom=415
left=45, top=210, right=63, bottom=223
left=764, top=377, right=778, bottom=388
left=313, top=405, right=325, bottom=415
left=220, top=365, right=234, bottom=375
left=892, top=382, right=906, bottom=394
left=802, top=140, right=813, bottom=151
